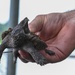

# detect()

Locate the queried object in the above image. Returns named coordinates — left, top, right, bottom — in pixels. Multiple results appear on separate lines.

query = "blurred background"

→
left=0, top=0, right=75, bottom=75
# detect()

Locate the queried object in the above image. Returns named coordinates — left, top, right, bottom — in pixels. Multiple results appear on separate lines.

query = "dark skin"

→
left=19, top=10, right=75, bottom=63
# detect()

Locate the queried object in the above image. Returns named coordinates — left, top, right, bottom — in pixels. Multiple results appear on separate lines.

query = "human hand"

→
left=19, top=12, right=75, bottom=63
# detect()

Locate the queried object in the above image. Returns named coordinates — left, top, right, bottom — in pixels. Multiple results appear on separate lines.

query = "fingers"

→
left=18, top=50, right=35, bottom=63
left=29, top=15, right=46, bottom=33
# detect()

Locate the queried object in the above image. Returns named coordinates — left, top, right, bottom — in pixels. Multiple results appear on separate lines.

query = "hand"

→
left=19, top=12, right=75, bottom=63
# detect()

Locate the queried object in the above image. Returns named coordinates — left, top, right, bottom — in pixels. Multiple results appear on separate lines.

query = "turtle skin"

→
left=0, top=17, right=55, bottom=65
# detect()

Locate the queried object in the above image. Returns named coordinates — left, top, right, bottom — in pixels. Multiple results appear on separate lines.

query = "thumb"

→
left=29, top=15, right=45, bottom=33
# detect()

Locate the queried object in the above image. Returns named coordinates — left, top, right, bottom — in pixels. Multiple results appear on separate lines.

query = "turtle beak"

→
left=23, top=17, right=30, bottom=34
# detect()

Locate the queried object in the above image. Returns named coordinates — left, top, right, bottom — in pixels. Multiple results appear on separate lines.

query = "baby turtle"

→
left=0, top=17, right=55, bottom=65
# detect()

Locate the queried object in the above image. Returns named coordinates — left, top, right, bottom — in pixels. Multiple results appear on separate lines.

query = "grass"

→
left=0, top=39, right=2, bottom=44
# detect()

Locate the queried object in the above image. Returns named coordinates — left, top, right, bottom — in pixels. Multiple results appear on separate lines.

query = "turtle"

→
left=0, top=17, right=55, bottom=65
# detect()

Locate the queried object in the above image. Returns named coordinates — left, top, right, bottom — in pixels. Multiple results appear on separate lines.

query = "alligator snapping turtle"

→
left=0, top=17, right=55, bottom=65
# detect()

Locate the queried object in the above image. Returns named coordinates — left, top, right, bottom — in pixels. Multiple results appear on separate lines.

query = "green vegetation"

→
left=0, top=22, right=9, bottom=43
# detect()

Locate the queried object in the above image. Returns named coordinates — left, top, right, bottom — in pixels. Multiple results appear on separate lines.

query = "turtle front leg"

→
left=22, top=42, right=49, bottom=66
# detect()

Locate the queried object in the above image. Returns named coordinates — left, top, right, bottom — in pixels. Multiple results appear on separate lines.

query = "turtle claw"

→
left=45, top=49, right=55, bottom=55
